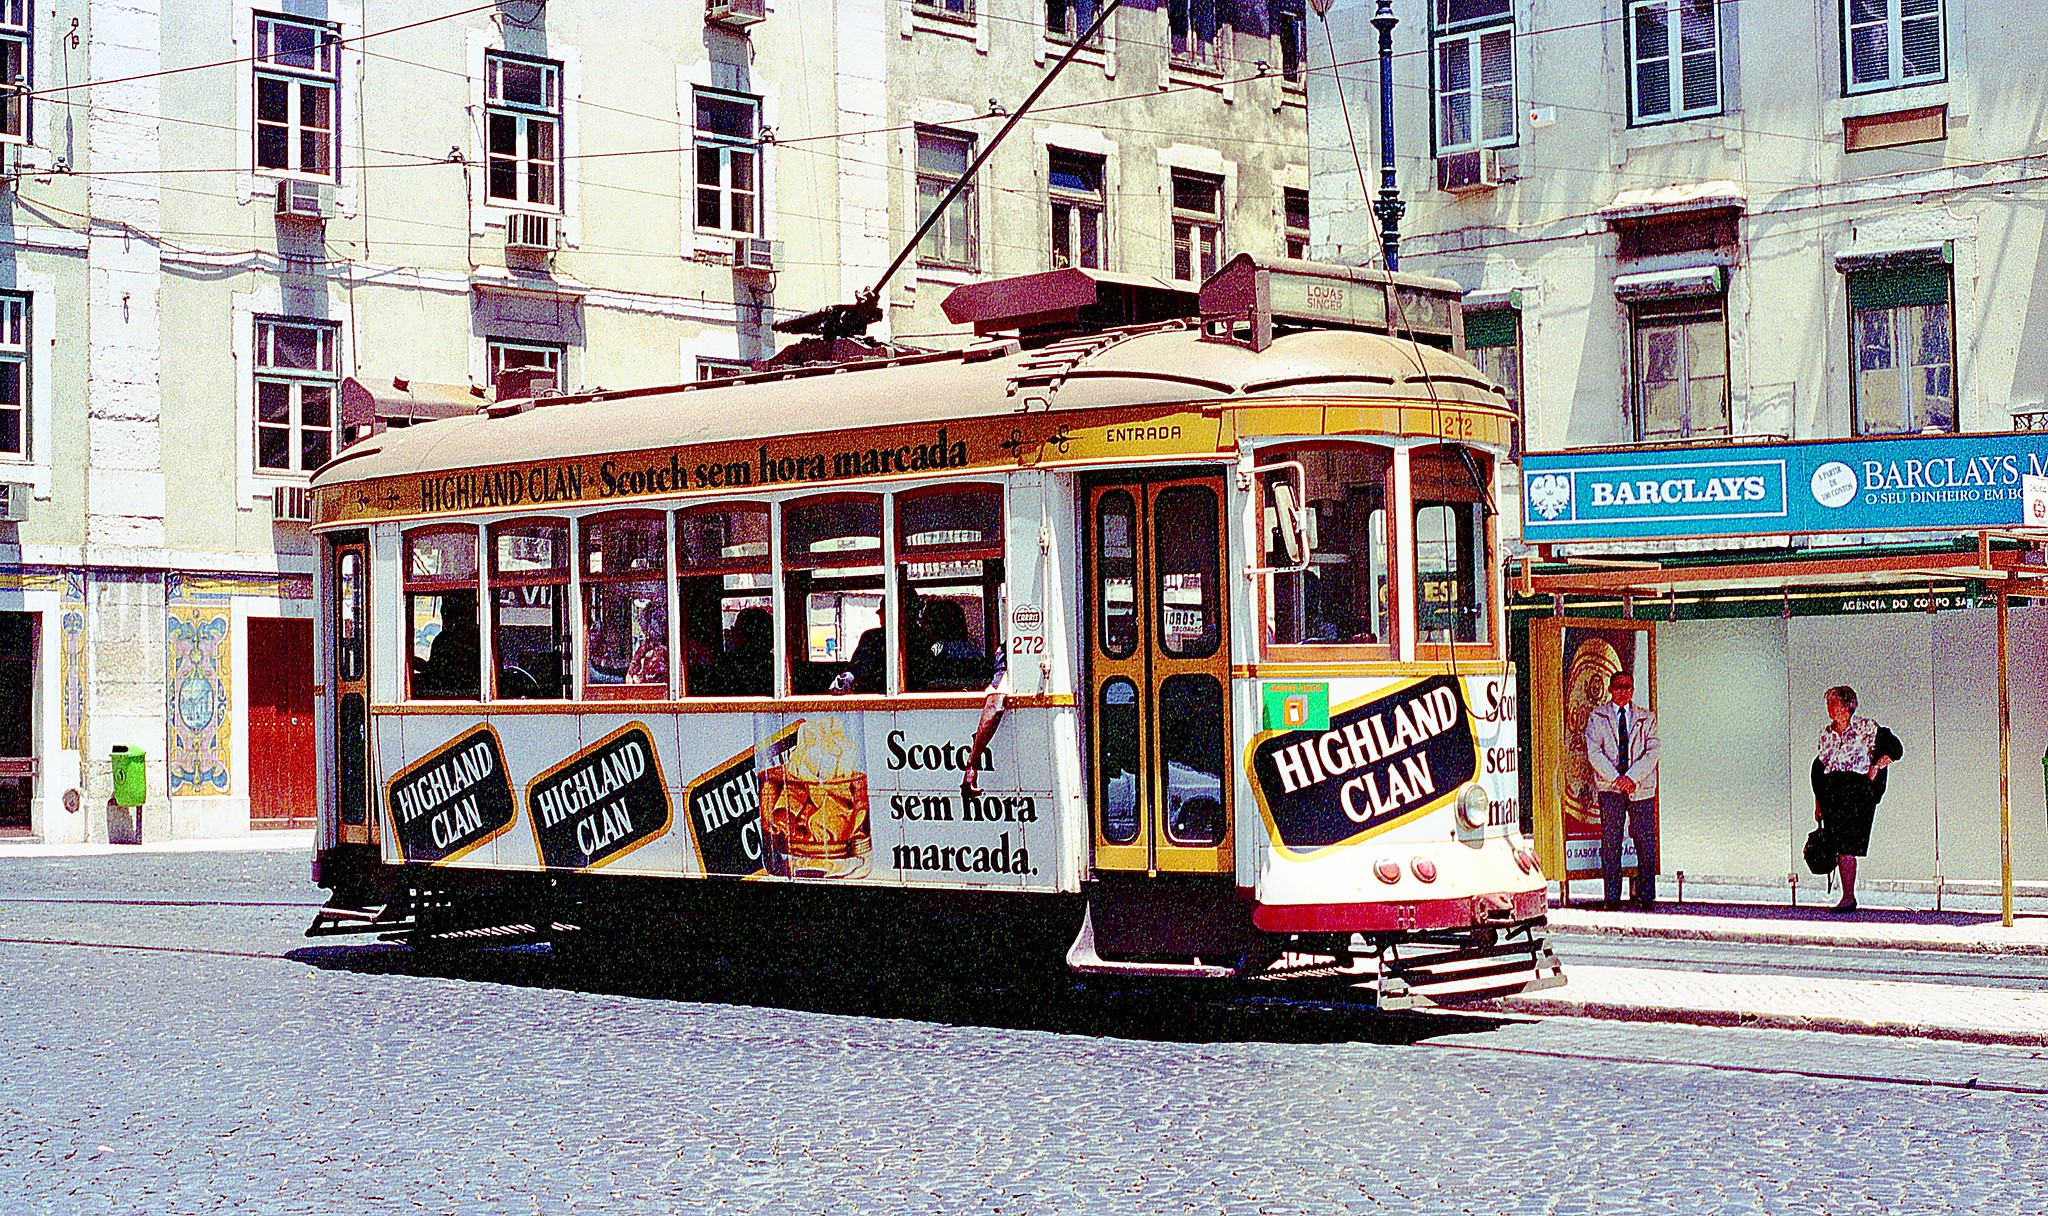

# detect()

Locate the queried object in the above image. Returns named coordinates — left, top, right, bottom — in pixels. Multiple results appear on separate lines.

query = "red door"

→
left=248, top=617, right=315, bottom=829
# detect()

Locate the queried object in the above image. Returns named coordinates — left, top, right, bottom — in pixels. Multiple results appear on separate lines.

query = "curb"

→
left=1545, top=919, right=2048, bottom=957
left=1497, top=994, right=2048, bottom=1048
left=0, top=832, right=314, bottom=860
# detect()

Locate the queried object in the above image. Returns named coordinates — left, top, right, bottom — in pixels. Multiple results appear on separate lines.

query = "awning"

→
left=1612, top=265, right=1726, bottom=301
left=340, top=377, right=484, bottom=431
left=1834, top=240, right=1953, bottom=274
left=1599, top=180, right=1746, bottom=222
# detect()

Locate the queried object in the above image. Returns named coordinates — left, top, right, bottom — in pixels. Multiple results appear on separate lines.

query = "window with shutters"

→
left=1465, top=307, right=1523, bottom=456
left=1433, top=8, right=1515, bottom=154
left=0, top=294, right=26, bottom=458
left=1049, top=148, right=1106, bottom=270
left=1842, top=0, right=1944, bottom=94
left=915, top=127, right=978, bottom=270
left=695, top=89, right=762, bottom=235
left=0, top=1, right=30, bottom=144
left=254, top=317, right=339, bottom=475
left=1170, top=170, right=1223, bottom=284
left=1047, top=0, right=1103, bottom=45
left=486, top=52, right=561, bottom=209
left=1849, top=265, right=1954, bottom=434
left=1169, top=0, right=1223, bottom=71
left=253, top=12, right=339, bottom=179
left=1631, top=299, right=1728, bottom=442
left=1272, top=0, right=1308, bottom=88
left=1629, top=0, right=1721, bottom=123
left=1283, top=187, right=1309, bottom=259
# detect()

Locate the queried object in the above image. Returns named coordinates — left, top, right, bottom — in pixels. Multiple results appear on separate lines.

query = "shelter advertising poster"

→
left=1529, top=618, right=1656, bottom=884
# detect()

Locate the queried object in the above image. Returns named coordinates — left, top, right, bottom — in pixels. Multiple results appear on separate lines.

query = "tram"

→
left=307, top=255, right=1561, bottom=1007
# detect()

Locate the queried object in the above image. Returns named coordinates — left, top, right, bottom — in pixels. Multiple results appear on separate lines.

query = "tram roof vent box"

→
left=940, top=268, right=1197, bottom=346
left=1198, top=254, right=1467, bottom=354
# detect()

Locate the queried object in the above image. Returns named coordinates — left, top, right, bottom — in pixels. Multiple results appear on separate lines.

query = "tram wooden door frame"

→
left=1083, top=471, right=1233, bottom=876
left=330, top=536, right=375, bottom=847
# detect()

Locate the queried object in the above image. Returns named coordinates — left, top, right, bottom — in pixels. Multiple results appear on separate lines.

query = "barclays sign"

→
left=1522, top=433, right=2048, bottom=542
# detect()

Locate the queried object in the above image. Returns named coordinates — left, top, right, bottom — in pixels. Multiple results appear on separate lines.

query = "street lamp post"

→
left=1371, top=0, right=1404, bottom=271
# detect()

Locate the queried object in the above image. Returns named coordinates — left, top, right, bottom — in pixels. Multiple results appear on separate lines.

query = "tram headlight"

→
left=1457, top=784, right=1492, bottom=830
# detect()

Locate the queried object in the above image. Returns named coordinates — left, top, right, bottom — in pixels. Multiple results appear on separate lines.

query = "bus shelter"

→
left=1513, top=431, right=2048, bottom=925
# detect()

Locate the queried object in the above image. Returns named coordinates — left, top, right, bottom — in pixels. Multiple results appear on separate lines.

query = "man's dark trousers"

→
left=1598, top=791, right=1657, bottom=905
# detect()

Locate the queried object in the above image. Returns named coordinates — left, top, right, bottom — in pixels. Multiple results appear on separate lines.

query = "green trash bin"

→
left=111, top=746, right=147, bottom=808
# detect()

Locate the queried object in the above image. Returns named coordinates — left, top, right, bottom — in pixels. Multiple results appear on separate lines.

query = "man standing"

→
left=1584, top=671, right=1659, bottom=909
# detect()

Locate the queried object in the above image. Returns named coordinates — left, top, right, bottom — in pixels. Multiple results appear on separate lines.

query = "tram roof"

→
left=315, top=324, right=1509, bottom=495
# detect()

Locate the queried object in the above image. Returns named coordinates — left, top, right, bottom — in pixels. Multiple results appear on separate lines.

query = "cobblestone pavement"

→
left=5, top=852, right=2048, bottom=1215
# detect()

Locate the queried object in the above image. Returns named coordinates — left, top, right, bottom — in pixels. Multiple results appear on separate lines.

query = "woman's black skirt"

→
left=1815, top=770, right=1878, bottom=857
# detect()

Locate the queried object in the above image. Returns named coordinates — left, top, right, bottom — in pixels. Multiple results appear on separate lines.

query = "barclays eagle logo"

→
left=1527, top=473, right=1572, bottom=521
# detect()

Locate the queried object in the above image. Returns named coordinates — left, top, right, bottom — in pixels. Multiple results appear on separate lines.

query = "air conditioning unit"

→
left=272, top=484, right=313, bottom=524
left=707, top=0, right=768, bottom=28
left=275, top=179, right=334, bottom=220
left=1436, top=148, right=1504, bottom=194
left=506, top=211, right=559, bottom=252
left=733, top=236, right=779, bottom=272
left=0, top=482, right=27, bottom=522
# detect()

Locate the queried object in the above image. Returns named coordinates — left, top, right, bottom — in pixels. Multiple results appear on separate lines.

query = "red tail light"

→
left=1374, top=858, right=1402, bottom=884
left=1411, top=857, right=1438, bottom=883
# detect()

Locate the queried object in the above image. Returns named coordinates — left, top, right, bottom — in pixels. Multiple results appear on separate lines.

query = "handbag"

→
left=1803, top=827, right=1838, bottom=876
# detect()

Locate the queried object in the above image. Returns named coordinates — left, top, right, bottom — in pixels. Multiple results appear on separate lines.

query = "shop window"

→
left=695, top=89, right=761, bottom=235
left=254, top=316, right=338, bottom=475
left=677, top=505, right=774, bottom=697
left=405, top=528, right=481, bottom=700
left=1465, top=307, right=1523, bottom=455
left=1843, top=0, right=1944, bottom=95
left=1259, top=446, right=1391, bottom=650
left=916, top=127, right=978, bottom=270
left=486, top=51, right=561, bottom=209
left=489, top=519, right=571, bottom=699
left=1049, top=148, right=1106, bottom=270
left=1411, top=447, right=1491, bottom=646
left=1170, top=169, right=1223, bottom=284
left=1284, top=187, right=1310, bottom=259
left=1169, top=0, right=1222, bottom=71
left=1629, top=0, right=1722, bottom=123
left=1155, top=483, right=1221, bottom=658
left=582, top=512, right=669, bottom=700
left=1, top=1, right=31, bottom=144
left=783, top=495, right=886, bottom=695
left=1850, top=264, right=1954, bottom=434
left=1434, top=1, right=1515, bottom=154
left=0, top=294, right=26, bottom=457
left=897, top=485, right=1005, bottom=692
left=1632, top=298, right=1728, bottom=441
left=254, top=12, right=338, bottom=178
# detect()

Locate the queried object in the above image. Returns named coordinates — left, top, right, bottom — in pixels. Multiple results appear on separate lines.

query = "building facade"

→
left=1312, top=0, right=2048, bottom=899
left=0, top=0, right=1306, bottom=843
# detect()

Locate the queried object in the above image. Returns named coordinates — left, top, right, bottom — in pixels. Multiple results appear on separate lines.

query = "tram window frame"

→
left=1254, top=443, right=1397, bottom=661
left=782, top=493, right=889, bottom=696
left=895, top=483, right=1006, bottom=694
left=487, top=517, right=573, bottom=700
left=1409, top=444, right=1496, bottom=654
left=403, top=525, right=483, bottom=701
left=580, top=510, right=671, bottom=701
left=676, top=502, right=776, bottom=698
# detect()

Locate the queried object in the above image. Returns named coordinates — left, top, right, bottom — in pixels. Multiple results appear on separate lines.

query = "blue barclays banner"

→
left=1521, top=433, right=2048, bottom=542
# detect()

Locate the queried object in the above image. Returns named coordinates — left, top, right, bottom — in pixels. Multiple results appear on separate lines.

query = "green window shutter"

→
left=1465, top=307, right=1518, bottom=348
left=1849, top=266, right=1949, bottom=311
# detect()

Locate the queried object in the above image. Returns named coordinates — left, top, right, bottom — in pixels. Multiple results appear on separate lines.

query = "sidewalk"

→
left=1546, top=899, right=2048, bottom=955
left=0, top=829, right=313, bottom=859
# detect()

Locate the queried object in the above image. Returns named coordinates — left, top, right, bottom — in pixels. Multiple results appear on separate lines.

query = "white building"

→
left=1312, top=0, right=2048, bottom=901
left=0, top=0, right=1305, bottom=843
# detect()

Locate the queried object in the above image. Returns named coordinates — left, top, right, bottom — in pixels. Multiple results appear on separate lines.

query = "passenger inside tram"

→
left=701, top=606, right=773, bottom=697
left=415, top=591, right=480, bottom=700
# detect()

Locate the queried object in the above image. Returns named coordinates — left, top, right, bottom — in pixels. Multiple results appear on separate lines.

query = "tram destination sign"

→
left=386, top=725, right=518, bottom=864
left=1246, top=675, right=1479, bottom=854
left=525, top=723, right=674, bottom=871
left=1523, top=432, right=2048, bottom=542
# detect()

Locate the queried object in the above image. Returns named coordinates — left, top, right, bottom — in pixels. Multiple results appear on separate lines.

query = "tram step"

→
left=305, top=902, right=414, bottom=937
left=1064, top=905, right=1239, bottom=979
left=1376, top=932, right=1567, bottom=1010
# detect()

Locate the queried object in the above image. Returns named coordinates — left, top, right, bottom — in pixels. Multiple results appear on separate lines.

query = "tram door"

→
left=330, top=536, right=374, bottom=847
left=1085, top=475, right=1232, bottom=874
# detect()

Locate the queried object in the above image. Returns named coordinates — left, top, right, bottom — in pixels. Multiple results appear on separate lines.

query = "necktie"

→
left=1616, top=709, right=1631, bottom=776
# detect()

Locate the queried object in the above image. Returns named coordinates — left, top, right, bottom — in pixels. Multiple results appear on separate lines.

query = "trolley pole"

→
left=1371, top=0, right=1405, bottom=271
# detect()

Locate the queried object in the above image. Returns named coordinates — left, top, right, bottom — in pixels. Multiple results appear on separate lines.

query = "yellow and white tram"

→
left=308, top=256, right=1560, bottom=1006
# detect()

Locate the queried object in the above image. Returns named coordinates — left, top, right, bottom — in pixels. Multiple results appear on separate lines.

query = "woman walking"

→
left=1811, top=685, right=1901, bottom=914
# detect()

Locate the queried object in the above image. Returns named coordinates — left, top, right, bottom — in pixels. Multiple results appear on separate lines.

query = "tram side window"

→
left=784, top=495, right=886, bottom=695
left=405, top=528, right=481, bottom=700
left=1411, top=446, right=1492, bottom=645
left=677, top=505, right=773, bottom=697
left=583, top=512, right=669, bottom=700
left=1259, top=446, right=1392, bottom=649
left=897, top=485, right=1005, bottom=692
left=490, top=519, right=572, bottom=698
